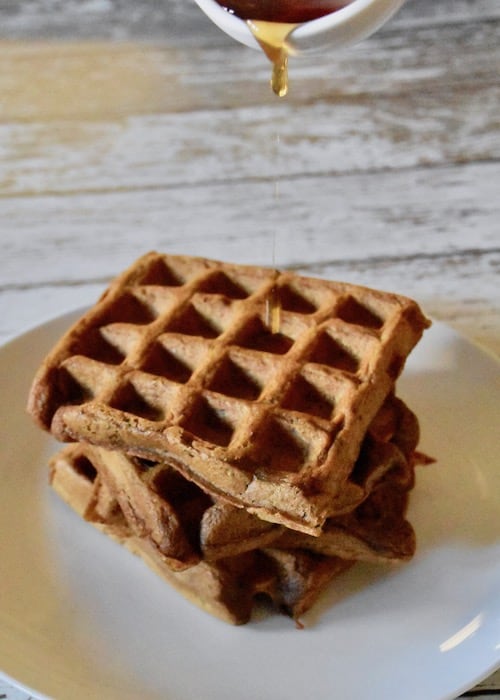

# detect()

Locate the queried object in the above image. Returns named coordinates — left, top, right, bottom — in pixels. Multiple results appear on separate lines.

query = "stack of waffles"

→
left=27, top=252, right=431, bottom=624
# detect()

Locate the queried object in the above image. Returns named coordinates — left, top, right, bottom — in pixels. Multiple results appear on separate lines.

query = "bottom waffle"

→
left=48, top=396, right=421, bottom=624
left=50, top=447, right=354, bottom=624
left=49, top=431, right=418, bottom=623
left=49, top=395, right=418, bottom=572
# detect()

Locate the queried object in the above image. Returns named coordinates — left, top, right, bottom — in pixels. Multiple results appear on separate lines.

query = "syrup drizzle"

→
left=246, top=24, right=293, bottom=331
left=266, top=284, right=282, bottom=333
left=216, top=2, right=351, bottom=331
left=265, top=132, right=282, bottom=334
left=216, top=0, right=354, bottom=94
left=246, top=20, right=298, bottom=97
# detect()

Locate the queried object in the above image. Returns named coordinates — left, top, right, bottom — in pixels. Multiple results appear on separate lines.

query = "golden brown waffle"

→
left=200, top=395, right=418, bottom=562
left=49, top=392, right=418, bottom=574
left=274, top=479, right=416, bottom=563
left=50, top=443, right=205, bottom=570
left=202, top=476, right=415, bottom=564
left=29, top=252, right=430, bottom=533
left=49, top=443, right=129, bottom=541
left=50, top=446, right=354, bottom=624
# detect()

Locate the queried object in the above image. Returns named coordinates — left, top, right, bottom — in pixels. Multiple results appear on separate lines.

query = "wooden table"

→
left=0, top=0, right=498, bottom=697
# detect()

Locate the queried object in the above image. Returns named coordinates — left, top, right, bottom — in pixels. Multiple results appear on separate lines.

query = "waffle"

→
left=50, top=443, right=205, bottom=570
left=50, top=444, right=354, bottom=624
left=28, top=252, right=429, bottom=534
left=202, top=471, right=415, bottom=564
left=49, top=390, right=418, bottom=574
left=200, top=394, right=418, bottom=561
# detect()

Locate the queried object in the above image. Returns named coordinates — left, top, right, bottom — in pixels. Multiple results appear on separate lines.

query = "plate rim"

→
left=0, top=309, right=499, bottom=700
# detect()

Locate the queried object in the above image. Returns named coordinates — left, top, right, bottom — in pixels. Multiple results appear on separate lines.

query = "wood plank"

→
left=0, top=80, right=498, bottom=195
left=1, top=17, right=499, bottom=123
left=0, top=0, right=499, bottom=43
left=2, top=161, right=499, bottom=286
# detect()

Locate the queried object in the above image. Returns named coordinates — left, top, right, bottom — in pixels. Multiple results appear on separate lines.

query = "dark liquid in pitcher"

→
left=215, top=0, right=352, bottom=23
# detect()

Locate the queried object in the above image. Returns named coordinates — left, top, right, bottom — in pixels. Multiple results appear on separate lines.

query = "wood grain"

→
left=0, top=0, right=499, bottom=358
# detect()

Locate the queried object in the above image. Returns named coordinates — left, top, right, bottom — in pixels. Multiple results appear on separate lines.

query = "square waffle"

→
left=50, top=446, right=354, bottom=624
left=28, top=252, right=430, bottom=534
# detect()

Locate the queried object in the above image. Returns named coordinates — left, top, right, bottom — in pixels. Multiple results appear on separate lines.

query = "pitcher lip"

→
left=193, top=0, right=406, bottom=53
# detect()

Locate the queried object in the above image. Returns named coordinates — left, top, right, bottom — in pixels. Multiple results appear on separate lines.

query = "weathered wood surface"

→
left=1, top=0, right=500, bottom=41
left=0, top=3, right=499, bottom=698
left=0, top=3, right=498, bottom=351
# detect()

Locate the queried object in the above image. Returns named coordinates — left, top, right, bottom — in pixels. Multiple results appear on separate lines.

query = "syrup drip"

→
left=266, top=135, right=282, bottom=334
left=216, top=0, right=354, bottom=95
left=211, top=0, right=360, bottom=332
left=266, top=285, right=281, bottom=334
left=246, top=20, right=298, bottom=97
left=246, top=24, right=293, bottom=331
left=215, top=1, right=354, bottom=331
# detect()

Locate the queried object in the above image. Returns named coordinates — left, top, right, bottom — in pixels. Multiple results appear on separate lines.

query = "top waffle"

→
left=27, top=252, right=429, bottom=534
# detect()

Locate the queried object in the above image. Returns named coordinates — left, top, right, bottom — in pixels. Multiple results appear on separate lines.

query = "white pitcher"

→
left=193, top=0, right=407, bottom=54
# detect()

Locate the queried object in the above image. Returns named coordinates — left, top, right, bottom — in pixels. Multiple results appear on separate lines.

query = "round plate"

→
left=0, top=311, right=499, bottom=700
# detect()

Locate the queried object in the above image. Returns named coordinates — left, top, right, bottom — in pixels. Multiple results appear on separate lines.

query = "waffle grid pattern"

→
left=29, top=252, right=430, bottom=532
left=50, top=393, right=417, bottom=575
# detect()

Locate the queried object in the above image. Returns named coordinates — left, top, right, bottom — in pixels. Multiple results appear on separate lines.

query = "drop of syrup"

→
left=246, top=20, right=297, bottom=97
left=216, top=0, right=353, bottom=95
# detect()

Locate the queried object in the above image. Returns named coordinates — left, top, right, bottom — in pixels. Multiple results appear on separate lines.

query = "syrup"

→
left=215, top=1, right=354, bottom=328
left=217, top=0, right=352, bottom=96
left=266, top=138, right=281, bottom=334
left=266, top=284, right=282, bottom=333
left=247, top=19, right=297, bottom=97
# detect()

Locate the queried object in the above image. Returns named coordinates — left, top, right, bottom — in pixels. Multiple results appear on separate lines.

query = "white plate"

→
left=0, top=311, right=499, bottom=700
